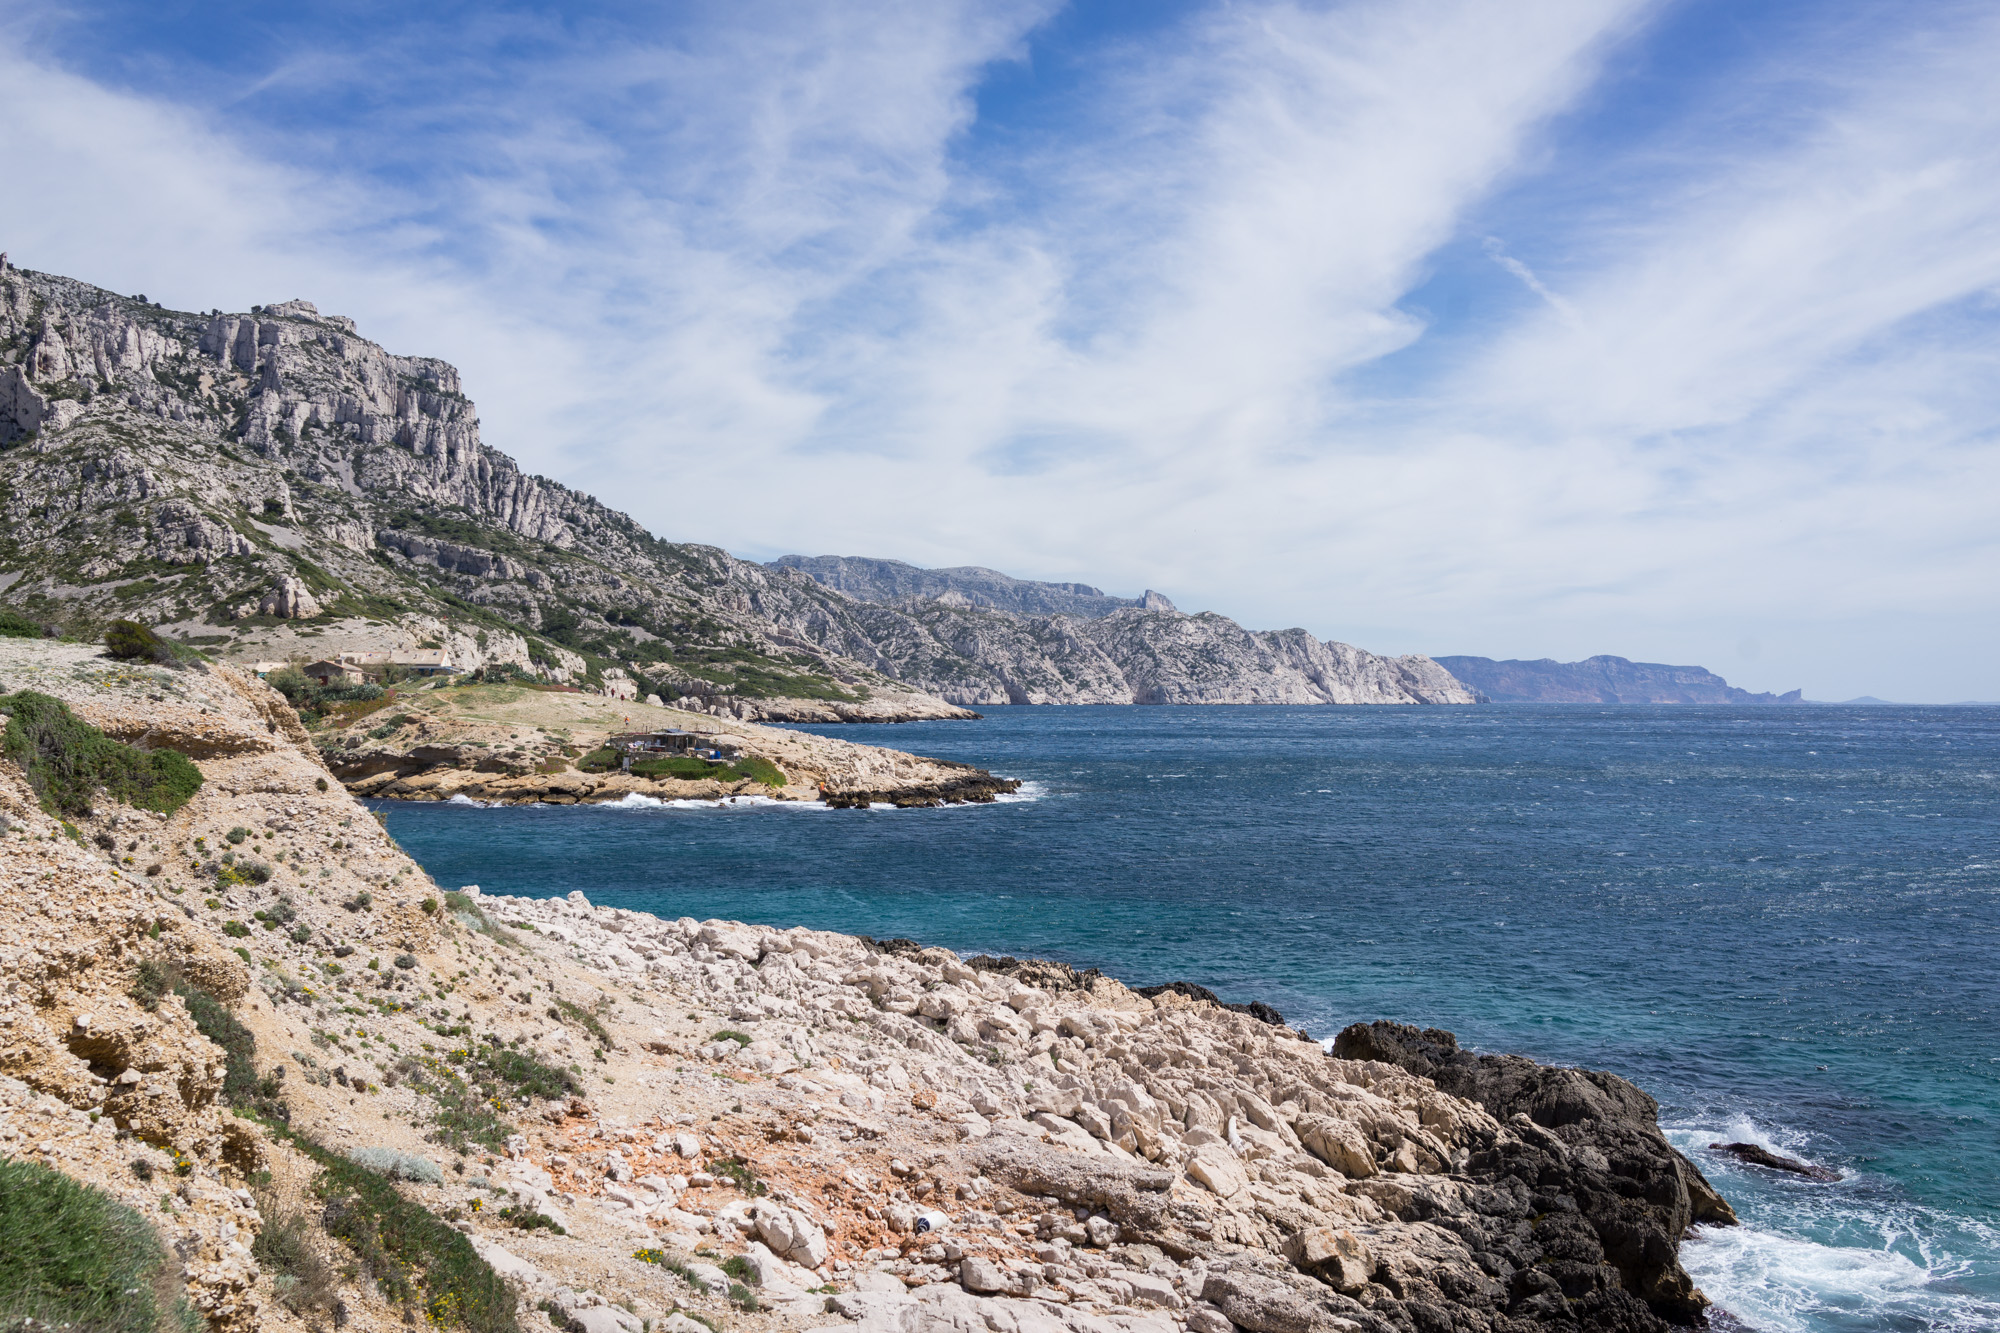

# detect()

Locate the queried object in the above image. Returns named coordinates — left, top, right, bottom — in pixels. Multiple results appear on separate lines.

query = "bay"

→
left=372, top=702, right=2000, bottom=1332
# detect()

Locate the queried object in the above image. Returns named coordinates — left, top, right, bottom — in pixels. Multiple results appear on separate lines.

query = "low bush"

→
left=550, top=997, right=613, bottom=1049
left=266, top=666, right=386, bottom=724
left=347, top=1147, right=444, bottom=1184
left=575, top=747, right=619, bottom=773
left=495, top=1204, right=565, bottom=1234
left=216, top=859, right=272, bottom=888
left=306, top=1137, right=518, bottom=1331
left=0, top=607, right=54, bottom=640
left=0, top=1157, right=198, bottom=1333
left=705, top=1156, right=767, bottom=1197
left=103, top=620, right=191, bottom=668
left=0, top=690, right=204, bottom=818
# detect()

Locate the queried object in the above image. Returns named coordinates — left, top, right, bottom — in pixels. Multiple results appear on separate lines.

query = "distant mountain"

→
left=1435, top=655, right=1802, bottom=705
left=767, top=554, right=1172, bottom=619
left=773, top=555, right=1475, bottom=706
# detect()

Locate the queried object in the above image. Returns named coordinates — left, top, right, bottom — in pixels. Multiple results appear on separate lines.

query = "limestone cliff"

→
left=0, top=258, right=1469, bottom=718
left=784, top=584, right=1477, bottom=707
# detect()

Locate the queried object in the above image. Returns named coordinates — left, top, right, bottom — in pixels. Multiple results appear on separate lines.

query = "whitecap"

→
left=445, top=793, right=490, bottom=807
left=1683, top=1223, right=1996, bottom=1333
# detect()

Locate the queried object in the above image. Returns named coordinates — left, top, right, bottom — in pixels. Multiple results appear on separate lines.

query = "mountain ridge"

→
left=0, top=258, right=1473, bottom=713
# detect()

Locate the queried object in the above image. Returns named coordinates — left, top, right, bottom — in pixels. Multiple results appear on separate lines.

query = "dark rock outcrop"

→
left=1335, top=1021, right=1737, bottom=1328
left=1708, top=1141, right=1841, bottom=1181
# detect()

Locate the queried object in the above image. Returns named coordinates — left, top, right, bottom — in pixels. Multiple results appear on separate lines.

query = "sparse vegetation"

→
left=251, top=1190, right=343, bottom=1321
left=705, top=1156, right=767, bottom=1196
left=0, top=690, right=204, bottom=818
left=550, top=996, right=613, bottom=1049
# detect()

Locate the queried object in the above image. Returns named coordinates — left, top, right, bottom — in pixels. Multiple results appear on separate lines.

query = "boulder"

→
left=1709, top=1141, right=1842, bottom=1181
left=256, top=575, right=322, bottom=620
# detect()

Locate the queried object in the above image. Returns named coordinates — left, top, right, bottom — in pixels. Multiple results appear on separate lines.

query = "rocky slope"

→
left=1433, top=657, right=1801, bottom=705
left=0, top=258, right=1471, bottom=718
left=768, top=556, right=1172, bottom=620
left=2, top=635, right=1732, bottom=1333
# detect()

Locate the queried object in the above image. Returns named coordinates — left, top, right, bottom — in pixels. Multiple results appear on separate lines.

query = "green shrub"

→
left=576, top=747, right=619, bottom=773
left=103, top=618, right=168, bottom=662
left=495, top=1204, right=564, bottom=1234
left=226, top=826, right=250, bottom=845
left=0, top=690, right=203, bottom=818
left=711, top=1030, right=752, bottom=1049
left=222, top=921, right=251, bottom=939
left=628, top=753, right=786, bottom=786
left=0, top=607, right=52, bottom=640
left=216, top=860, right=271, bottom=888
left=731, top=755, right=786, bottom=787
left=132, top=960, right=286, bottom=1121
left=0, top=1157, right=197, bottom=1333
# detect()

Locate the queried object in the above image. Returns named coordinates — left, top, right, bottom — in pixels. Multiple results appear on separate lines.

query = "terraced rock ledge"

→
left=1, top=635, right=1730, bottom=1333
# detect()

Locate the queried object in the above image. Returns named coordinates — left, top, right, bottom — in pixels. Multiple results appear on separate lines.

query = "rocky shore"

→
left=306, top=674, right=1018, bottom=808
left=0, top=636, right=1731, bottom=1333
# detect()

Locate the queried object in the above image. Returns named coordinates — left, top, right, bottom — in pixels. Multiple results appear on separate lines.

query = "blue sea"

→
left=371, top=704, right=2000, bottom=1332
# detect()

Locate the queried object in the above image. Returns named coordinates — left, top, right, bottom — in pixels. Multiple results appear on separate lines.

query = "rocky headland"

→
left=1432, top=657, right=1800, bottom=706
left=1, top=634, right=1732, bottom=1333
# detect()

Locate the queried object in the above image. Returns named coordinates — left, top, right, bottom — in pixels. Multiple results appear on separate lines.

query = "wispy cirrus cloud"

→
left=3, top=0, right=1999, bottom=697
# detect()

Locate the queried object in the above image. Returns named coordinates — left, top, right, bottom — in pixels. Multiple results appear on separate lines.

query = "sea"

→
left=370, top=703, right=2000, bottom=1333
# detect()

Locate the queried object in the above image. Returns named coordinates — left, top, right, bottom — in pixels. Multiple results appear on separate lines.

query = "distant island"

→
left=1434, top=655, right=1802, bottom=704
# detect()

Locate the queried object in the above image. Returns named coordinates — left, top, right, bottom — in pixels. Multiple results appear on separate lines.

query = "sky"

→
left=4, top=0, right=1998, bottom=701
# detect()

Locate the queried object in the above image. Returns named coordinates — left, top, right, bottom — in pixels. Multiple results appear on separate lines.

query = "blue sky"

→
left=4, top=0, right=1998, bottom=699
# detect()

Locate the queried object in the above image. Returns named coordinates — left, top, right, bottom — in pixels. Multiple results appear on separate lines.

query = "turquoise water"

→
left=372, top=704, right=2000, bottom=1332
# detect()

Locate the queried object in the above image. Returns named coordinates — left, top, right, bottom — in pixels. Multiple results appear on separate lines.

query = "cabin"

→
left=608, top=730, right=739, bottom=761
left=336, top=648, right=455, bottom=679
left=302, top=660, right=363, bottom=687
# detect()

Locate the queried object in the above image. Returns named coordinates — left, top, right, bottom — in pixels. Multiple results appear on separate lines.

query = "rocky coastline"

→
left=0, top=635, right=1732, bottom=1333
left=303, top=672, right=1020, bottom=808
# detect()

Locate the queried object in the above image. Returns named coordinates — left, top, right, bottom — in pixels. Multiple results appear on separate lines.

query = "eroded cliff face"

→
left=0, top=260, right=1470, bottom=717
left=819, top=601, right=1476, bottom=707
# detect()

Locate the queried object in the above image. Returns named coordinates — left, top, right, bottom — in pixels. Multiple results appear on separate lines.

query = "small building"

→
left=609, top=730, right=738, bottom=761
left=302, top=660, right=363, bottom=687
left=391, top=649, right=455, bottom=677
left=336, top=648, right=454, bottom=678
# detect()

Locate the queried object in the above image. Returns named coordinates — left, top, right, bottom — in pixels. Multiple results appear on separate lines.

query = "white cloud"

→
left=4, top=0, right=1999, bottom=698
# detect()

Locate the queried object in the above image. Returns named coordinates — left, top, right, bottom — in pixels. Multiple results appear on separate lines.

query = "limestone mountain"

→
left=768, top=554, right=1174, bottom=619
left=0, top=258, right=1472, bottom=713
